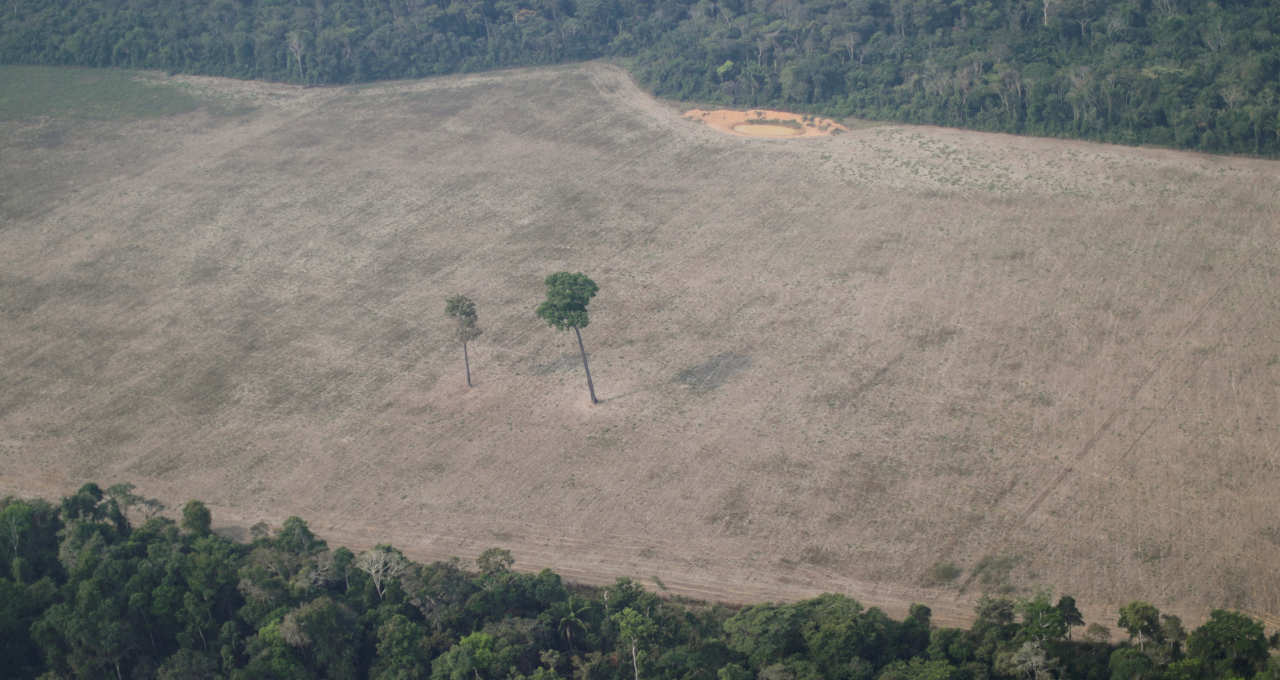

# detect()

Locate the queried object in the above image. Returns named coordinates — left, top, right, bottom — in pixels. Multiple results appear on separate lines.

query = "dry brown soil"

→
left=2, top=63, right=1278, bottom=633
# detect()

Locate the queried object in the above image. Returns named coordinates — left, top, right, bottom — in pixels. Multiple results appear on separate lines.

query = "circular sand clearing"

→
left=684, top=108, right=849, bottom=138
left=732, top=123, right=803, bottom=138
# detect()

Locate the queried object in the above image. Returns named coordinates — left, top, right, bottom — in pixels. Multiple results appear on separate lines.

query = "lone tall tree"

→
left=445, top=294, right=482, bottom=387
left=536, top=272, right=599, bottom=404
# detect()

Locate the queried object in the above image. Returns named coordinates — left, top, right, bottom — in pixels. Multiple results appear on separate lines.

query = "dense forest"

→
left=2, top=0, right=1279, bottom=155
left=2, top=485, right=1278, bottom=679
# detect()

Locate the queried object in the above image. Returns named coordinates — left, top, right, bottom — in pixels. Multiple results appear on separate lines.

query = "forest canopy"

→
left=2, top=0, right=1279, bottom=155
left=2, top=486, right=1279, bottom=679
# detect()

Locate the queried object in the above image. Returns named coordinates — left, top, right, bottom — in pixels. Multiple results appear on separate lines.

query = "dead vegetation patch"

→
left=674, top=352, right=751, bottom=392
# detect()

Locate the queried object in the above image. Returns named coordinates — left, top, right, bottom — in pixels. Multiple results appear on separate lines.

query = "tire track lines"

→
left=948, top=279, right=1232, bottom=592
left=1016, top=280, right=1230, bottom=524
left=936, top=276, right=1233, bottom=596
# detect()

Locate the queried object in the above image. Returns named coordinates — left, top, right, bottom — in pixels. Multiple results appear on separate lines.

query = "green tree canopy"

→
left=1117, top=601, right=1162, bottom=651
left=5, top=483, right=1279, bottom=680
left=446, top=294, right=482, bottom=388
left=1185, top=609, right=1269, bottom=679
left=536, top=272, right=601, bottom=404
left=3, top=0, right=1280, bottom=155
left=445, top=296, right=481, bottom=340
left=181, top=501, right=212, bottom=536
left=1016, top=592, right=1068, bottom=643
left=535, top=273, right=598, bottom=331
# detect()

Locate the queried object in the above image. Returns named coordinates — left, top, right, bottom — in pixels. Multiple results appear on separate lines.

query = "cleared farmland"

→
left=1, top=63, right=1278, bottom=631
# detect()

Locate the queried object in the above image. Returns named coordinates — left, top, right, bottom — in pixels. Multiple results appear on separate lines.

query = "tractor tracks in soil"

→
left=951, top=271, right=1241, bottom=594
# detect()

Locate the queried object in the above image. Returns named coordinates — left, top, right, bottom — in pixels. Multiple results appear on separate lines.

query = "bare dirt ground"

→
left=683, top=108, right=849, bottom=138
left=2, top=63, right=1278, bottom=633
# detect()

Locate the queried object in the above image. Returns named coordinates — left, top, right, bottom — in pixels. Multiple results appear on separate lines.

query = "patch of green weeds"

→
left=0, top=65, right=202, bottom=120
left=706, top=484, right=750, bottom=535
left=926, top=561, right=962, bottom=585
left=971, top=554, right=1021, bottom=590
left=1134, top=542, right=1171, bottom=564
left=675, top=352, right=750, bottom=392
left=798, top=545, right=841, bottom=567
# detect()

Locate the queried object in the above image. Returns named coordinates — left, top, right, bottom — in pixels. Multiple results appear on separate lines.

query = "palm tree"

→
left=556, top=595, right=590, bottom=653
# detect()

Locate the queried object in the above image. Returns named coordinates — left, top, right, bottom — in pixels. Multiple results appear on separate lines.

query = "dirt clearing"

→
left=684, top=108, right=849, bottom=138
left=1, top=63, right=1278, bottom=632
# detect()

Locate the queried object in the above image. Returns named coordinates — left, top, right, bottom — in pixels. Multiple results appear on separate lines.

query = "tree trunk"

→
left=463, top=341, right=472, bottom=387
left=574, top=326, right=598, bottom=404
left=630, top=640, right=640, bottom=680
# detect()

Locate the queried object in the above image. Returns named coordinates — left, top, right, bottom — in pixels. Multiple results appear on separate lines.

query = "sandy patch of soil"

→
left=684, top=108, right=849, bottom=138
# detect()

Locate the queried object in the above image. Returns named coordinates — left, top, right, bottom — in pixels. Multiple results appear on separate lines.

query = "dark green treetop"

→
left=535, top=273, right=598, bottom=331
left=535, top=272, right=601, bottom=403
left=1186, top=609, right=1270, bottom=679
left=445, top=294, right=482, bottom=387
left=180, top=500, right=211, bottom=536
left=445, top=295, right=481, bottom=344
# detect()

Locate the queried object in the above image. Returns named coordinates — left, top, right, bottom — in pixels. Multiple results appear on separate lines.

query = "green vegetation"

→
left=446, top=294, right=483, bottom=388
left=970, top=554, right=1023, bottom=592
left=0, top=65, right=201, bottom=120
left=926, top=561, right=962, bottom=586
left=536, top=272, right=600, bottom=404
left=3, top=486, right=1279, bottom=679
left=2, top=1, right=1279, bottom=154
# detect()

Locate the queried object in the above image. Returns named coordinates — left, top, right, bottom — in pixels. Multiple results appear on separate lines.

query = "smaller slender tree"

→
left=536, top=272, right=599, bottom=404
left=355, top=545, right=408, bottom=601
left=611, top=607, right=656, bottom=680
left=445, top=295, right=482, bottom=387
left=1117, top=601, right=1161, bottom=651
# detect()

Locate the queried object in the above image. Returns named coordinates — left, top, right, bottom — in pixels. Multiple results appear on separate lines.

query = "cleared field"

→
left=1, top=63, right=1278, bottom=631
